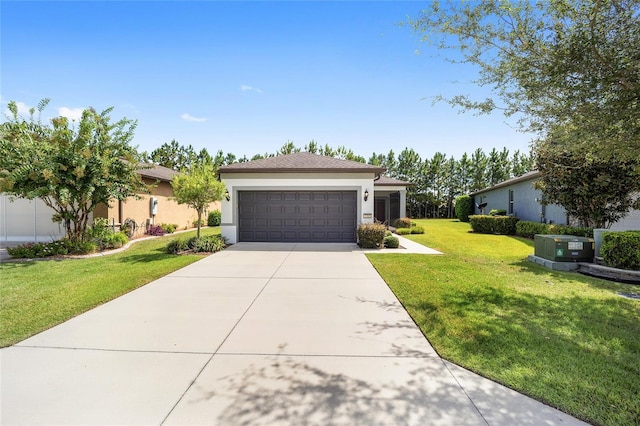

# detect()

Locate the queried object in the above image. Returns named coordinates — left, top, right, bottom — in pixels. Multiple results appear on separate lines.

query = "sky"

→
left=1, top=1, right=534, bottom=162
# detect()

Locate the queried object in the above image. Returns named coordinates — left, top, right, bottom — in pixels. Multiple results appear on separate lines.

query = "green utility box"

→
left=534, top=235, right=595, bottom=262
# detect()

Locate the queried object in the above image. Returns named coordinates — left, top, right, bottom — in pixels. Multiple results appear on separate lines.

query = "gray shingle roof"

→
left=374, top=175, right=412, bottom=186
left=136, top=164, right=178, bottom=182
left=471, top=170, right=540, bottom=195
left=219, top=152, right=386, bottom=174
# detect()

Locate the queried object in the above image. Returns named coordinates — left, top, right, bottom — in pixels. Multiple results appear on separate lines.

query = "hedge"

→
left=357, top=223, right=386, bottom=248
left=469, top=215, right=520, bottom=235
left=515, top=221, right=594, bottom=239
left=601, top=231, right=640, bottom=271
left=455, top=195, right=474, bottom=222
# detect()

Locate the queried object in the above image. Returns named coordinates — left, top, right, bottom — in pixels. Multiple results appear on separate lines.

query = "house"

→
left=0, top=164, right=220, bottom=242
left=218, top=152, right=409, bottom=243
left=471, top=171, right=640, bottom=230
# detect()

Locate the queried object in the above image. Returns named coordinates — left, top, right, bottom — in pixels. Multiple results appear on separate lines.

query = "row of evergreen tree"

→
left=144, top=140, right=534, bottom=218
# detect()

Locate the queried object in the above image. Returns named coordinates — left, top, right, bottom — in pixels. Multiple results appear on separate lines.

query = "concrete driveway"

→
left=1, top=243, right=586, bottom=425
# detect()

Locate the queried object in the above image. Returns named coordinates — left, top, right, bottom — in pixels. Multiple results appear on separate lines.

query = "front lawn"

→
left=0, top=227, right=221, bottom=348
left=367, top=219, right=640, bottom=426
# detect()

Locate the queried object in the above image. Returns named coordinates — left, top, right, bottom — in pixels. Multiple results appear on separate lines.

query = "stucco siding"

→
left=95, top=179, right=220, bottom=236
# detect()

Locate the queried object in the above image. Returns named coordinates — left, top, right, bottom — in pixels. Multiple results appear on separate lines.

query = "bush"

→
left=146, top=225, right=166, bottom=236
left=160, top=223, right=177, bottom=234
left=489, top=209, right=508, bottom=216
left=396, top=228, right=412, bottom=235
left=167, top=235, right=227, bottom=254
left=411, top=226, right=425, bottom=234
left=102, top=232, right=128, bottom=249
left=192, top=219, right=205, bottom=228
left=516, top=221, right=551, bottom=238
left=601, top=231, right=640, bottom=271
left=385, top=230, right=393, bottom=237
left=455, top=195, right=474, bottom=222
left=383, top=235, right=400, bottom=248
left=394, top=217, right=412, bottom=228
left=357, top=223, right=386, bottom=248
left=550, top=224, right=594, bottom=238
left=207, top=210, right=222, bottom=227
left=469, top=215, right=520, bottom=235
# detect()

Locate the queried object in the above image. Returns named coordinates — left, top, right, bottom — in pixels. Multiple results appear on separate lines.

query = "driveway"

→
left=1, top=243, right=585, bottom=425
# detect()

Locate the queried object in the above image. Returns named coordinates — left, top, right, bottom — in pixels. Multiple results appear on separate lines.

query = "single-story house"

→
left=0, top=164, right=220, bottom=242
left=471, top=170, right=640, bottom=230
left=218, top=152, right=409, bottom=243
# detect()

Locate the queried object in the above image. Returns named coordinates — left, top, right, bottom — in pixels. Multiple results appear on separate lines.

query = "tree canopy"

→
left=410, top=0, right=640, bottom=161
left=0, top=99, right=145, bottom=242
left=171, top=162, right=226, bottom=238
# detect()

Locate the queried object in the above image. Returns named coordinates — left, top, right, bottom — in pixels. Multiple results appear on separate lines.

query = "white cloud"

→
left=181, top=113, right=207, bottom=122
left=240, top=84, right=264, bottom=94
left=3, top=101, right=33, bottom=117
left=58, top=106, right=84, bottom=121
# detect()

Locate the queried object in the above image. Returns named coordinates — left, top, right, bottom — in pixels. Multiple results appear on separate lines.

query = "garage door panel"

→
left=238, top=191, right=356, bottom=242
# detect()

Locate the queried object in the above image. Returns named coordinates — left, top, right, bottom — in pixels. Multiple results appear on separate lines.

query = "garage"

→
left=238, top=190, right=357, bottom=242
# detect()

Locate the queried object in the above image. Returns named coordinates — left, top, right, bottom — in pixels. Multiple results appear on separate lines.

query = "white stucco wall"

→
left=0, top=193, right=67, bottom=242
left=219, top=172, right=376, bottom=244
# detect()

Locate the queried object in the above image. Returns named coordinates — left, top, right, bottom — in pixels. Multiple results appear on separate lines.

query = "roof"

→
left=136, top=164, right=178, bottom=182
left=374, top=175, right=412, bottom=186
left=219, top=152, right=386, bottom=174
left=471, top=170, right=540, bottom=195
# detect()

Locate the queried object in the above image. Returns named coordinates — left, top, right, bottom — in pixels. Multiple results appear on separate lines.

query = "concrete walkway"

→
left=1, top=243, right=586, bottom=425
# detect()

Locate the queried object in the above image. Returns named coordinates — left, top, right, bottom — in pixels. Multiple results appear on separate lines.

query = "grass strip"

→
left=0, top=227, right=220, bottom=347
left=367, top=219, right=640, bottom=426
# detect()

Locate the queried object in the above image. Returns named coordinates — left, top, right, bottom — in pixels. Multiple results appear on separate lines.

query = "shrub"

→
left=455, top=195, right=474, bottom=222
left=516, top=221, right=551, bottom=238
left=159, top=223, right=177, bottom=234
left=601, top=231, right=640, bottom=271
left=167, top=238, right=188, bottom=254
left=357, top=223, right=386, bottom=248
left=383, top=235, right=400, bottom=248
left=146, top=225, right=166, bottom=236
left=410, top=226, right=425, bottom=234
left=396, top=228, right=412, bottom=235
left=549, top=224, right=594, bottom=238
left=394, top=217, right=412, bottom=228
left=192, top=219, right=205, bottom=228
left=469, top=215, right=520, bottom=235
left=167, top=235, right=227, bottom=254
left=207, top=210, right=222, bottom=227
left=385, top=230, right=393, bottom=237
left=7, top=237, right=106, bottom=258
left=489, top=209, right=508, bottom=216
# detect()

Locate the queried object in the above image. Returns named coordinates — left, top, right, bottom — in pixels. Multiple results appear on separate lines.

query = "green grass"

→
left=0, top=227, right=221, bottom=348
left=367, top=219, right=640, bottom=426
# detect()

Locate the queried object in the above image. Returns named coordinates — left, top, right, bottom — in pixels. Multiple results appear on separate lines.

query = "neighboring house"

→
left=218, top=152, right=409, bottom=243
left=0, top=164, right=220, bottom=242
left=471, top=170, right=640, bottom=230
left=94, top=164, right=220, bottom=237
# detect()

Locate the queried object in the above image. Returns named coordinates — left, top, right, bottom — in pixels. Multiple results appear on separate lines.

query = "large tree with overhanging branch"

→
left=0, top=99, right=147, bottom=242
left=409, top=0, right=640, bottom=225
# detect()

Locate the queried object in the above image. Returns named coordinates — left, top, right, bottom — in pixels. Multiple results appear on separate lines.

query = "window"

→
left=508, top=190, right=514, bottom=215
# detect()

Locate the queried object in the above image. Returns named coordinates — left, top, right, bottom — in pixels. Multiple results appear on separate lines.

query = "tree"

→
left=535, top=129, right=640, bottom=228
left=149, top=140, right=197, bottom=171
left=0, top=99, right=146, bottom=243
left=171, top=162, right=226, bottom=238
left=410, top=0, right=640, bottom=161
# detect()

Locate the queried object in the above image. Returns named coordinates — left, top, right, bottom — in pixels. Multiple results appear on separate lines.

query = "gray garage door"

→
left=238, top=191, right=357, bottom=242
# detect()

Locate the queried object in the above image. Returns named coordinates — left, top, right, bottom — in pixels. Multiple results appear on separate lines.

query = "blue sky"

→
left=2, top=1, right=533, bottom=161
